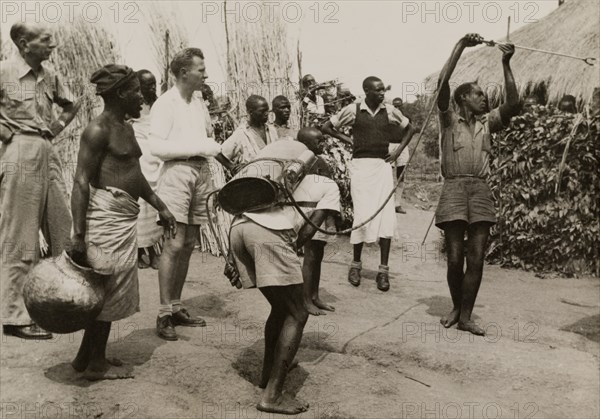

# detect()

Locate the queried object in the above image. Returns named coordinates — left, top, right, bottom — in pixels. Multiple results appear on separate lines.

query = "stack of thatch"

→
left=141, top=2, right=189, bottom=92
left=224, top=0, right=300, bottom=126
left=424, top=0, right=599, bottom=106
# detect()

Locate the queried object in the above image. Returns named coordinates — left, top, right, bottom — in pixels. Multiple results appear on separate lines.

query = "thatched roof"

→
left=424, top=0, right=600, bottom=105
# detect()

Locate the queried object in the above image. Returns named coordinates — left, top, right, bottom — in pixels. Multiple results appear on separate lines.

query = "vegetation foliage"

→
left=487, top=106, right=599, bottom=276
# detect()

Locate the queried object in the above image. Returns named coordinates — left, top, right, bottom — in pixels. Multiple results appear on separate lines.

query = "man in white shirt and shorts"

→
left=148, top=48, right=222, bottom=341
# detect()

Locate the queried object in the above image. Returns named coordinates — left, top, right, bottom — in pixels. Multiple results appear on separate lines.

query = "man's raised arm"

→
left=497, top=43, right=520, bottom=125
left=437, top=33, right=484, bottom=113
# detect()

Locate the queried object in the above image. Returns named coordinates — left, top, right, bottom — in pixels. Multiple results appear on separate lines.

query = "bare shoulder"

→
left=81, top=116, right=110, bottom=149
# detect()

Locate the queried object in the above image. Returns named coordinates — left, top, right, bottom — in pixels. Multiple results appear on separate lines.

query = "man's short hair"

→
left=560, top=94, right=576, bottom=105
left=246, top=95, right=267, bottom=112
left=10, top=23, right=37, bottom=48
left=136, top=69, right=154, bottom=79
left=453, top=82, right=478, bottom=106
left=393, top=97, right=403, bottom=104
left=362, top=76, right=382, bottom=91
left=170, top=48, right=205, bottom=78
left=301, top=74, right=315, bottom=88
left=272, top=95, right=289, bottom=108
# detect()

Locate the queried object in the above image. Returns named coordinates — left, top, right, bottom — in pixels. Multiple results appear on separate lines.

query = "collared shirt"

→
left=330, top=100, right=409, bottom=131
left=439, top=108, right=504, bottom=178
left=148, top=86, right=220, bottom=161
left=221, top=122, right=278, bottom=165
left=272, top=122, right=298, bottom=141
left=0, top=54, right=73, bottom=137
left=304, top=95, right=325, bottom=115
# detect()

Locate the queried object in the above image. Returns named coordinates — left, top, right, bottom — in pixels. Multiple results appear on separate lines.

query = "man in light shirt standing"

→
left=149, top=48, right=222, bottom=341
left=388, top=97, right=410, bottom=214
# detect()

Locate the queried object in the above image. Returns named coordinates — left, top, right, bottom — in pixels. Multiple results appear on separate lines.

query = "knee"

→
left=466, top=254, right=485, bottom=273
left=163, top=238, right=186, bottom=255
left=447, top=256, right=464, bottom=274
left=182, top=237, right=197, bottom=252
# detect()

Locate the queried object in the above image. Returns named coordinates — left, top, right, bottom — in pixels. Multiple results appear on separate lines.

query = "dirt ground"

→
left=1, top=207, right=599, bottom=419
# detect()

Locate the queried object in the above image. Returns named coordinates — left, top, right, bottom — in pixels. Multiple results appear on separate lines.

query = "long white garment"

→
left=349, top=158, right=396, bottom=244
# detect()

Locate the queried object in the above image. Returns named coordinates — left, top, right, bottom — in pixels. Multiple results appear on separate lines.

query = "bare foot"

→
left=83, top=360, right=134, bottom=381
left=71, top=356, right=122, bottom=373
left=71, top=357, right=88, bottom=373
left=457, top=320, right=485, bottom=336
left=313, top=297, right=335, bottom=312
left=440, top=309, right=460, bottom=328
left=259, top=359, right=299, bottom=389
left=305, top=300, right=325, bottom=316
left=257, top=393, right=309, bottom=415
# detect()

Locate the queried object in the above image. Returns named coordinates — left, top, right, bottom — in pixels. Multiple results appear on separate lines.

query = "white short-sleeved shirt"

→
left=330, top=100, right=410, bottom=131
left=244, top=174, right=341, bottom=232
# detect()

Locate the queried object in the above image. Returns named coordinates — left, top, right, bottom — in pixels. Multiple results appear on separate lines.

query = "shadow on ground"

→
left=44, top=328, right=165, bottom=387
left=417, top=295, right=483, bottom=320
left=183, top=294, right=233, bottom=318
left=231, top=331, right=339, bottom=396
left=561, top=314, right=600, bottom=343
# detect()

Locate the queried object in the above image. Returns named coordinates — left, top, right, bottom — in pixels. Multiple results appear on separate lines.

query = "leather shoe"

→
left=348, top=266, right=361, bottom=287
left=3, top=324, right=53, bottom=340
left=156, top=315, right=178, bottom=341
left=395, top=206, right=406, bottom=214
left=376, top=271, right=390, bottom=292
left=172, top=308, right=206, bottom=327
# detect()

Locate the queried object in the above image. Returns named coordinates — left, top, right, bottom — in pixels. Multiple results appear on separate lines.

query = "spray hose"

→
left=206, top=88, right=442, bottom=250
left=482, top=39, right=597, bottom=66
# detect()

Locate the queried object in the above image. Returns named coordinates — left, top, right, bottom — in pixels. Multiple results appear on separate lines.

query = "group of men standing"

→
left=1, top=21, right=521, bottom=415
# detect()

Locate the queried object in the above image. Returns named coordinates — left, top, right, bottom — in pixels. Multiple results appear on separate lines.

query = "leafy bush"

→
left=320, top=137, right=354, bottom=229
left=487, top=106, right=600, bottom=277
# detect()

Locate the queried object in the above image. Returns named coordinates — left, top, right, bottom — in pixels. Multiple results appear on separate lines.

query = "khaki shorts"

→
left=230, top=218, right=303, bottom=289
left=435, top=177, right=496, bottom=228
left=156, top=160, right=215, bottom=225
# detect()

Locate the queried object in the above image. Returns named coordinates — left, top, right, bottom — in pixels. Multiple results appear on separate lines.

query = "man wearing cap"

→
left=0, top=22, right=81, bottom=339
left=68, top=64, right=176, bottom=380
left=148, top=48, right=222, bottom=341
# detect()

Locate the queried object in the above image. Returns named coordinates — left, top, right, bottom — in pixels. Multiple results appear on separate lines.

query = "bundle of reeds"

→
left=47, top=18, right=121, bottom=201
left=224, top=0, right=300, bottom=127
left=142, top=2, right=189, bottom=92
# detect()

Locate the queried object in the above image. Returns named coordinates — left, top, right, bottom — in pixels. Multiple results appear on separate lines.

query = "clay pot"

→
left=23, top=251, right=106, bottom=333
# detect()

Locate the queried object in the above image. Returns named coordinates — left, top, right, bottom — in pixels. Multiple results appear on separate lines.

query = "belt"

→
left=171, top=156, right=206, bottom=163
left=15, top=129, right=53, bottom=141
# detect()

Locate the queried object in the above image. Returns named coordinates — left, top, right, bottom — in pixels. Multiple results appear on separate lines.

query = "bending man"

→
left=228, top=139, right=340, bottom=414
